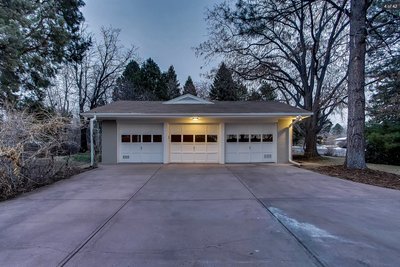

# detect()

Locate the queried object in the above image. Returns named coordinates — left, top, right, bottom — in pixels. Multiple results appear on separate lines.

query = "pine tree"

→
left=183, top=76, right=197, bottom=96
left=209, top=63, right=238, bottom=100
left=112, top=60, right=141, bottom=101
left=139, top=58, right=168, bottom=100
left=258, top=83, right=277, bottom=101
left=0, top=0, right=86, bottom=107
left=163, top=65, right=181, bottom=99
left=368, top=56, right=400, bottom=123
left=331, top=123, right=345, bottom=136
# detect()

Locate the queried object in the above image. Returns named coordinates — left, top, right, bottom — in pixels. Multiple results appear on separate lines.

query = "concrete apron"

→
left=0, top=163, right=399, bottom=267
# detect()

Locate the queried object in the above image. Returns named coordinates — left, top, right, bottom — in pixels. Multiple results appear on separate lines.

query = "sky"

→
left=82, top=0, right=221, bottom=85
left=81, top=0, right=347, bottom=125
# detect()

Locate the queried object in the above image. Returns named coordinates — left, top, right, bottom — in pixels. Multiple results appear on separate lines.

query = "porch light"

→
left=295, top=115, right=303, bottom=122
left=191, top=117, right=200, bottom=121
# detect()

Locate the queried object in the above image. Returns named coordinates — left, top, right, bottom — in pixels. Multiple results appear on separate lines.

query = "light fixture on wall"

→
left=191, top=117, right=200, bottom=121
left=295, top=115, right=303, bottom=122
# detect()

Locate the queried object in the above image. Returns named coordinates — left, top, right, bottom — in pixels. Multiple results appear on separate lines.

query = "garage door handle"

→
left=193, top=146, right=195, bottom=151
left=141, top=146, right=142, bottom=150
left=249, top=146, right=251, bottom=150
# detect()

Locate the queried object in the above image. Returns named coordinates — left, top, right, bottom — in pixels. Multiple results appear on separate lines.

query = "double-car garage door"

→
left=119, top=123, right=276, bottom=163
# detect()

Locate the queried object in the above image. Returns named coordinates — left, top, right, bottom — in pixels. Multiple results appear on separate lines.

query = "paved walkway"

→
left=0, top=164, right=399, bottom=266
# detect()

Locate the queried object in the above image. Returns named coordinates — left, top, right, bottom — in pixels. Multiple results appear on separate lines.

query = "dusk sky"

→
left=82, top=0, right=222, bottom=85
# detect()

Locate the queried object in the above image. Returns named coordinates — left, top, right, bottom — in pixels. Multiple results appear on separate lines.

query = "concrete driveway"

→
left=0, top=164, right=399, bottom=267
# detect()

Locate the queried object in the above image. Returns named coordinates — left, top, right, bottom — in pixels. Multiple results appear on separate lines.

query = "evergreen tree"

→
left=182, top=76, right=197, bottom=96
left=368, top=56, right=400, bottom=123
left=209, top=63, right=244, bottom=101
left=365, top=55, right=400, bottom=165
left=258, top=83, right=277, bottom=101
left=235, top=82, right=248, bottom=101
left=112, top=60, right=141, bottom=101
left=0, top=0, right=86, bottom=107
left=331, top=123, right=345, bottom=136
left=139, top=58, right=168, bottom=100
left=163, top=65, right=181, bottom=99
left=247, top=83, right=277, bottom=101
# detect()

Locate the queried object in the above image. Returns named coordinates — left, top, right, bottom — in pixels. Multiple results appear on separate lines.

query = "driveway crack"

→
left=57, top=165, right=163, bottom=267
left=226, top=166, right=326, bottom=267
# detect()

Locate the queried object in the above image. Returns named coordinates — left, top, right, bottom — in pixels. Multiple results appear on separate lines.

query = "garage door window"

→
left=195, top=135, right=206, bottom=142
left=239, top=134, right=249, bottom=142
left=142, top=134, right=152, bottom=143
left=121, top=135, right=131, bottom=143
left=153, top=135, right=162, bottom=143
left=263, top=134, right=273, bottom=142
left=132, top=135, right=141, bottom=143
left=207, top=135, right=218, bottom=143
left=227, top=134, right=237, bottom=142
left=171, top=135, right=182, bottom=142
left=183, top=135, right=194, bottom=142
left=251, top=134, right=261, bottom=142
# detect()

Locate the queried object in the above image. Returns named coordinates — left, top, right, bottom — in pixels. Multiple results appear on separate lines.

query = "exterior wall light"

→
left=295, top=115, right=303, bottom=122
left=191, top=117, right=200, bottom=121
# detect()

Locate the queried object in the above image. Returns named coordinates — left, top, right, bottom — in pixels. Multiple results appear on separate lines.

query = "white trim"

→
left=83, top=113, right=313, bottom=118
left=89, top=115, right=97, bottom=166
left=163, top=122, right=170, bottom=163
left=219, top=122, right=225, bottom=164
left=163, top=94, right=213, bottom=104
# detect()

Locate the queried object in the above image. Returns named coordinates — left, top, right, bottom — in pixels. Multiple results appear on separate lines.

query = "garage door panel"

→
left=207, top=153, right=218, bottom=162
left=207, top=125, right=219, bottom=134
left=119, top=123, right=163, bottom=163
left=206, top=144, right=218, bottom=153
left=170, top=145, right=182, bottom=153
left=195, top=144, right=207, bottom=152
left=225, top=124, right=277, bottom=163
left=181, top=144, right=194, bottom=153
left=169, top=124, right=219, bottom=163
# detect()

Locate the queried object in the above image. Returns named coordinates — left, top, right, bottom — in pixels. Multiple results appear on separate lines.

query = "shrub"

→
left=366, top=122, right=400, bottom=165
left=0, top=110, right=80, bottom=200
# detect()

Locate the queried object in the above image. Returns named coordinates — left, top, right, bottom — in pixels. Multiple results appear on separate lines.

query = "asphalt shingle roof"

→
left=82, top=100, right=311, bottom=116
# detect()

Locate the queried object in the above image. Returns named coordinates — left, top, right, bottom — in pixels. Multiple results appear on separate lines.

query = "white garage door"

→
left=119, top=123, right=163, bottom=163
left=225, top=124, right=277, bottom=163
left=170, top=124, right=219, bottom=163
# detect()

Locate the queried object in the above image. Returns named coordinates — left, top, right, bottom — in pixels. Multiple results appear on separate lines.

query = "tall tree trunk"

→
left=304, top=116, right=319, bottom=158
left=345, top=0, right=367, bottom=169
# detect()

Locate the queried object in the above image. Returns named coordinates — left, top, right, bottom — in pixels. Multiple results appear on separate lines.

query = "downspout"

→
left=90, top=115, right=97, bottom=167
left=288, top=116, right=302, bottom=167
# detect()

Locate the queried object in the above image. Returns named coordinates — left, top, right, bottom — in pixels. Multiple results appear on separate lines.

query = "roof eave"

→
left=81, top=112, right=313, bottom=119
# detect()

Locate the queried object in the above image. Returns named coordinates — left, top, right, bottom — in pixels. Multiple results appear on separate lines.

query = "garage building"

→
left=82, top=94, right=312, bottom=164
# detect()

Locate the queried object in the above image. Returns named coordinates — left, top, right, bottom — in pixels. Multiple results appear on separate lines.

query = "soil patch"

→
left=302, top=164, right=400, bottom=190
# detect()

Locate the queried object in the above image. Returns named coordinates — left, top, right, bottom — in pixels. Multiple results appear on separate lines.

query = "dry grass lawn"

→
left=294, top=156, right=400, bottom=190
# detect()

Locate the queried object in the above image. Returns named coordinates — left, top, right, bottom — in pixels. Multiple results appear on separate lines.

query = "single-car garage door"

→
left=225, top=124, right=277, bottom=163
left=170, top=124, right=219, bottom=163
left=119, top=123, right=163, bottom=163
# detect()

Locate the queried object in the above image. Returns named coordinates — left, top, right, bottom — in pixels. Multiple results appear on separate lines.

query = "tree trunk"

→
left=303, top=117, right=319, bottom=158
left=345, top=0, right=367, bottom=169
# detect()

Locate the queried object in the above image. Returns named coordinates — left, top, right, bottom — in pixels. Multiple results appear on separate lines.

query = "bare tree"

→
left=197, top=0, right=350, bottom=158
left=46, top=66, right=76, bottom=117
left=88, top=27, right=136, bottom=109
left=70, top=27, right=135, bottom=112
left=324, top=0, right=400, bottom=169
left=63, top=26, right=135, bottom=151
